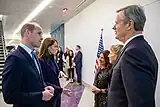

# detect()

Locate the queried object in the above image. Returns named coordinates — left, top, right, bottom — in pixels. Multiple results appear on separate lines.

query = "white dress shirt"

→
left=19, top=43, right=40, bottom=74
left=123, top=33, right=143, bottom=48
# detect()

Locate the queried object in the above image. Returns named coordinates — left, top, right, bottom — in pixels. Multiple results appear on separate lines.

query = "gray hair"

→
left=117, top=5, right=146, bottom=31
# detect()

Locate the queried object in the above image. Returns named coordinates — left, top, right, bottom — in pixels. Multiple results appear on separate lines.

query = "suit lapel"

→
left=34, top=55, right=46, bottom=87
left=18, top=46, right=41, bottom=79
left=47, top=59, right=59, bottom=76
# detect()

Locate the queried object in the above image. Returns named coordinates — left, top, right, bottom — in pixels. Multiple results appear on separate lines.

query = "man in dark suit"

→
left=2, top=22, right=55, bottom=107
left=107, top=5, right=158, bottom=107
left=74, top=45, right=83, bottom=85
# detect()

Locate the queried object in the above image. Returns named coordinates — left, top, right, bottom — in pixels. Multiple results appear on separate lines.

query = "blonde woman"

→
left=108, top=44, right=123, bottom=88
left=108, top=44, right=123, bottom=64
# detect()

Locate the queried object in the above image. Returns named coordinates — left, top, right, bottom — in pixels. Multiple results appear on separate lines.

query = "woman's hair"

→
left=69, top=50, right=74, bottom=57
left=110, top=44, right=123, bottom=55
left=101, top=50, right=112, bottom=70
left=38, top=37, right=57, bottom=60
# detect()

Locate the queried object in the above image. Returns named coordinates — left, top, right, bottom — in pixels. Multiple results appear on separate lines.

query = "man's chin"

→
left=34, top=44, right=40, bottom=48
left=115, top=36, right=119, bottom=40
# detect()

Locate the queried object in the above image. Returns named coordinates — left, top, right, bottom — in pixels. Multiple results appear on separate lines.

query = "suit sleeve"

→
left=39, top=60, right=63, bottom=95
left=2, top=55, right=43, bottom=105
left=46, top=82, right=63, bottom=94
left=121, top=49, right=155, bottom=107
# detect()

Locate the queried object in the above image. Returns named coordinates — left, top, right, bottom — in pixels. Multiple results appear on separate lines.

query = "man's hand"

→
left=42, top=89, right=53, bottom=101
left=45, top=86, right=54, bottom=94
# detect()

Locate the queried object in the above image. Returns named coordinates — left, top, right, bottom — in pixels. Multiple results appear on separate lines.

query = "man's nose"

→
left=112, top=25, right=116, bottom=30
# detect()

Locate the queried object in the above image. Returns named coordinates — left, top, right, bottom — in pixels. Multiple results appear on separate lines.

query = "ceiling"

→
left=0, top=0, right=96, bottom=39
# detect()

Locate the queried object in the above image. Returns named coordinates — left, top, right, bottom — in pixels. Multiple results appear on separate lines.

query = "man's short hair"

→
left=20, top=22, right=42, bottom=38
left=117, top=5, right=146, bottom=31
left=76, top=45, right=81, bottom=49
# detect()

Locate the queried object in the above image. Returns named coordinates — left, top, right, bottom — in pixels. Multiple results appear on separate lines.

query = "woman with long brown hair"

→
left=92, top=50, right=112, bottom=107
left=38, top=37, right=70, bottom=107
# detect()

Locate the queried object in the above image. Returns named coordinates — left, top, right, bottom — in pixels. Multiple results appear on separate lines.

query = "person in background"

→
left=92, top=50, right=112, bottom=107
left=73, top=45, right=83, bottom=85
left=2, top=22, right=54, bottom=107
left=56, top=47, right=64, bottom=72
left=108, top=44, right=123, bottom=85
left=108, top=44, right=123, bottom=64
left=6, top=45, right=16, bottom=56
left=107, top=5, right=158, bottom=107
left=38, top=37, right=71, bottom=107
left=63, top=47, right=70, bottom=77
left=64, top=47, right=69, bottom=59
left=66, top=50, right=75, bottom=82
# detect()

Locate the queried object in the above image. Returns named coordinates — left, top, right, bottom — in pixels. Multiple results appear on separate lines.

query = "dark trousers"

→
left=76, top=66, right=82, bottom=83
left=67, top=68, right=74, bottom=79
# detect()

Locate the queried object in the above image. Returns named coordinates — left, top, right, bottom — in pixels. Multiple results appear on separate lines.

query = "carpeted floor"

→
left=61, top=83, right=85, bottom=107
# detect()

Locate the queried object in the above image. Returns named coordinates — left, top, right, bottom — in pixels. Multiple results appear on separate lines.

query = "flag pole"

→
left=101, top=28, right=103, bottom=36
left=101, top=28, right=103, bottom=33
left=94, top=28, right=104, bottom=73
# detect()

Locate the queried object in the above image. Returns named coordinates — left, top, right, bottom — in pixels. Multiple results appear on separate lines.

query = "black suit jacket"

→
left=2, top=46, right=47, bottom=107
left=107, top=36, right=158, bottom=107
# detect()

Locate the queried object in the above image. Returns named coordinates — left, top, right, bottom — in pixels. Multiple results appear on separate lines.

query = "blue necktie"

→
left=31, top=51, right=47, bottom=87
left=31, top=51, right=40, bottom=74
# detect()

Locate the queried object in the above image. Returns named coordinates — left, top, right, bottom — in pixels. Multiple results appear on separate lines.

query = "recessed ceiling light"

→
left=62, top=8, right=68, bottom=16
left=49, top=5, right=54, bottom=8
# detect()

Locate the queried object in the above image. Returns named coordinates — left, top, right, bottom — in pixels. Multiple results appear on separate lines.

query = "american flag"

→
left=94, top=29, right=104, bottom=73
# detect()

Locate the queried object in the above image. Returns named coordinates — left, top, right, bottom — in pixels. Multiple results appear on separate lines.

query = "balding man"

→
left=2, top=22, right=54, bottom=107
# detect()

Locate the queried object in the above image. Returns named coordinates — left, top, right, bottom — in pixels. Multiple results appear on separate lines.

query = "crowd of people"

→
left=1, top=4, right=158, bottom=107
left=56, top=45, right=82, bottom=85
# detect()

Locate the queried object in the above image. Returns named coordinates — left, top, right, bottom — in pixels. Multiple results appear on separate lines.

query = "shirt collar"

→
left=19, top=43, right=33, bottom=57
left=123, top=33, right=143, bottom=48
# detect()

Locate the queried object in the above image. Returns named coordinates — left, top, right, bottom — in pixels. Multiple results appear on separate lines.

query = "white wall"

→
left=144, top=1, right=160, bottom=106
left=65, top=0, right=160, bottom=105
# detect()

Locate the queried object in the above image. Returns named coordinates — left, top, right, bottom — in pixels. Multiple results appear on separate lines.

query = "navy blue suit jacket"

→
left=107, top=36, right=158, bottom=107
left=39, top=58, right=63, bottom=94
left=39, top=58, right=63, bottom=107
left=74, top=51, right=82, bottom=68
left=2, top=46, right=47, bottom=107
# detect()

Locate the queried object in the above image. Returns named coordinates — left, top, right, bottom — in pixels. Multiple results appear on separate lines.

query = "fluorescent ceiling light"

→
left=13, top=0, right=54, bottom=36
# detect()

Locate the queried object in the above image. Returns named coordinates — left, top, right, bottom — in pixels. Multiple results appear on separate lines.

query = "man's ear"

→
left=126, top=19, right=134, bottom=31
left=24, top=29, right=31, bottom=37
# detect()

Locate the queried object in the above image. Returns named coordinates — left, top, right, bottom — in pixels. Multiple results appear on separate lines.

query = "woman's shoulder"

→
left=38, top=58, right=45, bottom=63
left=38, top=58, right=49, bottom=65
